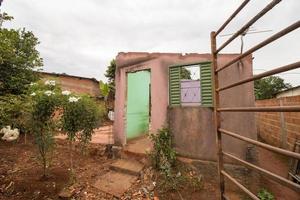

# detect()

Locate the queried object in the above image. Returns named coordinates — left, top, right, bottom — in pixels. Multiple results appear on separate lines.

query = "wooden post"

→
left=211, top=31, right=225, bottom=199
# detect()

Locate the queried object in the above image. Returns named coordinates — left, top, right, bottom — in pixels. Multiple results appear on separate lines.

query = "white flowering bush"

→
left=25, top=79, right=101, bottom=178
left=62, top=90, right=71, bottom=96
left=28, top=79, right=62, bottom=178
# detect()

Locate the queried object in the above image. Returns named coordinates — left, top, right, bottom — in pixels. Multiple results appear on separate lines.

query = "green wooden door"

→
left=126, top=70, right=150, bottom=139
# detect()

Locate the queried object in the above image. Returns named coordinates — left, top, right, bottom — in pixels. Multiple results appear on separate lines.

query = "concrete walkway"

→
left=55, top=125, right=114, bottom=144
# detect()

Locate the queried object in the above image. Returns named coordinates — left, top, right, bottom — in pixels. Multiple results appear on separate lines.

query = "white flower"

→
left=30, top=82, right=37, bottom=86
left=30, top=92, right=36, bottom=96
left=62, top=90, right=71, bottom=96
left=44, top=90, right=54, bottom=96
left=45, top=80, right=56, bottom=86
left=68, top=96, right=79, bottom=103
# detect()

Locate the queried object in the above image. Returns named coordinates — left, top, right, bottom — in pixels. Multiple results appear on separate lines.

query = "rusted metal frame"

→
left=219, top=128, right=300, bottom=160
left=217, top=106, right=300, bottom=112
left=216, top=0, right=281, bottom=53
left=221, top=170, right=260, bottom=200
left=217, top=61, right=300, bottom=92
left=223, top=151, right=300, bottom=192
left=216, top=20, right=300, bottom=72
left=211, top=31, right=225, bottom=200
left=215, top=0, right=251, bottom=36
left=222, top=194, right=231, bottom=200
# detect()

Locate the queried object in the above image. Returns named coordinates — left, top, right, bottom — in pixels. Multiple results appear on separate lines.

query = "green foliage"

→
left=0, top=94, right=31, bottom=132
left=149, top=128, right=177, bottom=177
left=158, top=164, right=203, bottom=191
left=28, top=80, right=62, bottom=177
left=62, top=95, right=100, bottom=143
left=61, top=94, right=100, bottom=173
left=149, top=128, right=203, bottom=195
left=104, top=59, right=116, bottom=96
left=254, top=76, right=291, bottom=100
left=99, top=80, right=110, bottom=100
left=96, top=101, right=108, bottom=121
left=0, top=12, right=14, bottom=22
left=0, top=14, right=43, bottom=95
left=258, top=189, right=274, bottom=200
left=181, top=67, right=191, bottom=79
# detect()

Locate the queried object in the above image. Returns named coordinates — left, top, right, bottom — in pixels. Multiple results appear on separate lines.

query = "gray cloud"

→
left=2, top=0, right=299, bottom=85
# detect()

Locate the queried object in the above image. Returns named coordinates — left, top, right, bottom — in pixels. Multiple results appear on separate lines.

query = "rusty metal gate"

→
left=210, top=0, right=300, bottom=199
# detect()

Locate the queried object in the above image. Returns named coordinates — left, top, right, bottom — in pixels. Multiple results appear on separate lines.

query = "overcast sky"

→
left=1, top=0, right=299, bottom=85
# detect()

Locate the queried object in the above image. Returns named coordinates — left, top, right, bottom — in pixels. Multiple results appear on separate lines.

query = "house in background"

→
left=39, top=72, right=100, bottom=97
left=276, top=85, right=300, bottom=98
left=113, top=52, right=256, bottom=162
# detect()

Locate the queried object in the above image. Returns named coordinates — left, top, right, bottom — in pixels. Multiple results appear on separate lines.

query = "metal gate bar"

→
left=217, top=61, right=300, bottom=91
left=210, top=0, right=300, bottom=199
left=216, top=0, right=281, bottom=53
left=215, top=0, right=251, bottom=36
left=217, top=20, right=300, bottom=72
left=219, top=128, right=300, bottom=160
left=222, top=170, right=260, bottom=200
left=223, top=152, right=300, bottom=192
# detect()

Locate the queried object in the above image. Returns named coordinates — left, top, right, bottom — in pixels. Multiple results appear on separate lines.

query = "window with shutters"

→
left=169, top=62, right=213, bottom=107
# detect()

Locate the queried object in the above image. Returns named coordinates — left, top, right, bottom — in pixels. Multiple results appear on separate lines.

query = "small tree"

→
left=104, top=59, right=116, bottom=97
left=99, top=80, right=110, bottom=101
left=29, top=80, right=62, bottom=178
left=254, top=76, right=291, bottom=100
left=0, top=13, right=43, bottom=96
left=61, top=94, right=100, bottom=176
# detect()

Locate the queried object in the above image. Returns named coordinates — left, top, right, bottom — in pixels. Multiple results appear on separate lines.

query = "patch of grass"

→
left=258, top=188, right=274, bottom=200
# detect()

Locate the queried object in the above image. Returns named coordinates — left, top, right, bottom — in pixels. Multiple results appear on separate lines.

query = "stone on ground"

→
left=93, top=171, right=138, bottom=198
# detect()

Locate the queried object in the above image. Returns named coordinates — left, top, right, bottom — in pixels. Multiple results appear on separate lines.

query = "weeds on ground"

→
left=149, top=128, right=203, bottom=198
left=258, top=188, right=274, bottom=200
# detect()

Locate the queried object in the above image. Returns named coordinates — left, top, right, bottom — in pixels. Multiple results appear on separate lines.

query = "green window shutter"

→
left=200, top=63, right=213, bottom=107
left=169, top=66, right=181, bottom=106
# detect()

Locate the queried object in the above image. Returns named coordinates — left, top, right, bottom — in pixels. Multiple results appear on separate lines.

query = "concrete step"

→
left=93, top=171, right=137, bottom=198
left=109, top=159, right=144, bottom=176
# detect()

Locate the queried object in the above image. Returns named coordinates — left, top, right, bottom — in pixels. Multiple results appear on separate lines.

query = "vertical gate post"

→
left=211, top=31, right=225, bottom=199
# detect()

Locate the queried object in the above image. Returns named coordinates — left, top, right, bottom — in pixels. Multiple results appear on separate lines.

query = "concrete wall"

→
left=256, top=95, right=300, bottom=150
left=40, top=73, right=100, bottom=97
left=169, top=56, right=256, bottom=161
left=169, top=107, right=216, bottom=160
left=114, top=52, right=256, bottom=162
left=276, top=87, right=300, bottom=98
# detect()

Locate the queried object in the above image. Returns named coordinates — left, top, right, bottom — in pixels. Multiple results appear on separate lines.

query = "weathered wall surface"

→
left=40, top=73, right=100, bottom=97
left=169, top=107, right=216, bottom=160
left=169, top=55, right=256, bottom=161
left=256, top=95, right=300, bottom=150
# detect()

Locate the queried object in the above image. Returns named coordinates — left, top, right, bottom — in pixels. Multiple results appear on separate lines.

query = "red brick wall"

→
left=256, top=95, right=300, bottom=150
left=41, top=74, right=100, bottom=97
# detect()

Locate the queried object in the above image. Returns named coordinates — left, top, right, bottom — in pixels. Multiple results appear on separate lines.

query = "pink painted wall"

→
left=113, top=52, right=254, bottom=146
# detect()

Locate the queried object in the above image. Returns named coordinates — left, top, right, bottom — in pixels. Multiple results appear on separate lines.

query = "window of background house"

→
left=169, top=62, right=213, bottom=107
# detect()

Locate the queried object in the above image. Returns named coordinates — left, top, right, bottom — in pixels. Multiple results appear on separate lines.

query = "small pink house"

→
left=113, top=52, right=256, bottom=161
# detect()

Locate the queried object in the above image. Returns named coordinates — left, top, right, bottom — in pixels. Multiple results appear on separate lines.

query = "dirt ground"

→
left=0, top=134, right=245, bottom=200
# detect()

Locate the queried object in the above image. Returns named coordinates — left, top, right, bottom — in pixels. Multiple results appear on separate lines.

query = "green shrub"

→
left=258, top=189, right=274, bottom=200
left=149, top=128, right=177, bottom=177
left=61, top=94, right=100, bottom=176
left=0, top=94, right=31, bottom=133
left=28, top=80, right=62, bottom=178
